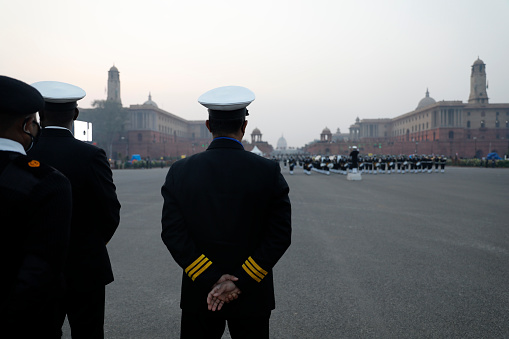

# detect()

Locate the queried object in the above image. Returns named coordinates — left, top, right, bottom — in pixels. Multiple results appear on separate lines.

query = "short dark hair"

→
left=208, top=117, right=244, bottom=136
left=41, top=108, right=76, bottom=126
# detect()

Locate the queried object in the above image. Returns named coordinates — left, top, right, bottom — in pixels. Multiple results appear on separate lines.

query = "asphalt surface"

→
left=63, top=166, right=509, bottom=338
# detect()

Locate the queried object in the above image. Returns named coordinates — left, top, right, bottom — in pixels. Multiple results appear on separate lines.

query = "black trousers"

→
left=181, top=310, right=271, bottom=339
left=59, top=284, right=106, bottom=339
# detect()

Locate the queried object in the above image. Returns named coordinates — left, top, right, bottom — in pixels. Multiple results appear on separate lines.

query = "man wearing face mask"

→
left=30, top=81, right=121, bottom=339
left=0, top=75, right=72, bottom=338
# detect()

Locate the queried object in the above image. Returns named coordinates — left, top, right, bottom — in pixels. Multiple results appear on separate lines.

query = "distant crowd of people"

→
left=278, top=154, right=448, bottom=175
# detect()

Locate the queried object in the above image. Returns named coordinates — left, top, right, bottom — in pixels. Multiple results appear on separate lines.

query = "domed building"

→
left=276, top=135, right=287, bottom=150
left=334, top=57, right=509, bottom=158
left=243, top=128, right=273, bottom=155
left=251, top=127, right=262, bottom=143
left=80, top=65, right=213, bottom=160
left=143, top=93, right=158, bottom=108
left=331, top=128, right=349, bottom=142
left=416, top=89, right=436, bottom=110
left=320, top=127, right=332, bottom=142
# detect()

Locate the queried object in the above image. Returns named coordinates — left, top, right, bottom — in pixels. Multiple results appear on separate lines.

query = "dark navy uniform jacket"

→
left=0, top=150, right=71, bottom=336
left=161, top=138, right=291, bottom=317
left=29, top=128, right=120, bottom=288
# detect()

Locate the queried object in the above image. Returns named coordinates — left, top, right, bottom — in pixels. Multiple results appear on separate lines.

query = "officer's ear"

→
left=73, top=108, right=79, bottom=121
left=205, top=120, right=212, bottom=133
left=241, top=120, right=248, bottom=134
left=38, top=110, right=46, bottom=126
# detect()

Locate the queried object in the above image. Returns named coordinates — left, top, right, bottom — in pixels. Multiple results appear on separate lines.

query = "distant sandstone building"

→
left=242, top=127, right=273, bottom=155
left=85, top=66, right=273, bottom=160
left=306, top=58, right=509, bottom=158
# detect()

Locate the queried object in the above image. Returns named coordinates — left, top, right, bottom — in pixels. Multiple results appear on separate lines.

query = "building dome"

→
left=322, top=127, right=331, bottom=134
left=109, top=65, right=119, bottom=72
left=416, top=89, right=436, bottom=110
left=473, top=57, right=484, bottom=65
left=277, top=135, right=287, bottom=150
left=143, top=93, right=158, bottom=108
left=252, top=127, right=261, bottom=135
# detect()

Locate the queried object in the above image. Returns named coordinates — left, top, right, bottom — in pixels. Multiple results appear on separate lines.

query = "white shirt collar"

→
left=44, top=126, right=72, bottom=132
left=0, top=138, right=26, bottom=155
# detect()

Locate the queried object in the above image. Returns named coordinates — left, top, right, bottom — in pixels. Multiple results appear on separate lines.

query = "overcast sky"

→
left=2, top=0, right=508, bottom=147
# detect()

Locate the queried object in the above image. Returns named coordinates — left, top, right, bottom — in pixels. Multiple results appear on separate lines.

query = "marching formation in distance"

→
left=280, top=152, right=447, bottom=175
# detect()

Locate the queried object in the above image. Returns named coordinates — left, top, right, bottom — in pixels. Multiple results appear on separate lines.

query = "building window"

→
left=506, top=121, right=509, bottom=128
left=467, top=134, right=471, bottom=139
left=467, top=121, right=471, bottom=128
left=467, top=112, right=471, bottom=116
left=496, top=134, right=500, bottom=139
left=138, top=133, right=142, bottom=142
left=449, top=131, right=454, bottom=139
left=481, top=111, right=486, bottom=117
left=496, top=112, right=499, bottom=116
left=480, top=120, right=485, bottom=128
left=496, top=120, right=500, bottom=128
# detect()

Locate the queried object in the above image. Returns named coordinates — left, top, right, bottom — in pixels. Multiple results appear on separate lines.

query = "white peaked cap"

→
left=198, top=86, right=255, bottom=111
left=31, top=81, right=86, bottom=103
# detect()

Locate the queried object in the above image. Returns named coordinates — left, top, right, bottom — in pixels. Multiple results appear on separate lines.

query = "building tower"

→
left=468, top=57, right=488, bottom=104
left=251, top=128, right=262, bottom=143
left=107, top=65, right=122, bottom=104
left=320, top=127, right=332, bottom=142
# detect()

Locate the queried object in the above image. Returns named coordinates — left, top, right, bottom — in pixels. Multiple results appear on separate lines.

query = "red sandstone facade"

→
left=307, top=58, right=509, bottom=158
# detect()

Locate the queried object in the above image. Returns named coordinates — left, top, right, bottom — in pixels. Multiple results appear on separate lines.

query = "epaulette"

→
left=10, top=155, right=55, bottom=180
left=0, top=155, right=57, bottom=196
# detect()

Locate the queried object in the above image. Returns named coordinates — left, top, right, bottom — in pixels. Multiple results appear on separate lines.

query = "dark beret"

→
left=0, top=75, right=45, bottom=116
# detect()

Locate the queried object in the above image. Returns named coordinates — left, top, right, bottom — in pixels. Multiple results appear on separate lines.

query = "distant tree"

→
left=79, top=100, right=129, bottom=158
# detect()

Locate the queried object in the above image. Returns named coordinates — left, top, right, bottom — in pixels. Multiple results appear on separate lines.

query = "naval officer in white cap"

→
left=30, top=81, right=121, bottom=339
left=161, top=86, right=292, bottom=339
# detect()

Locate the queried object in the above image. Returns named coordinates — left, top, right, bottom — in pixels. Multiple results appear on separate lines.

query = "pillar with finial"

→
left=468, top=57, right=489, bottom=104
left=107, top=65, right=122, bottom=105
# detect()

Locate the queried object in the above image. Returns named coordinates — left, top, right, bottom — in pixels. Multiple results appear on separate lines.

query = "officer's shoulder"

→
left=73, top=138, right=105, bottom=154
left=11, top=155, right=59, bottom=179
left=243, top=151, right=280, bottom=167
left=3, top=155, right=68, bottom=195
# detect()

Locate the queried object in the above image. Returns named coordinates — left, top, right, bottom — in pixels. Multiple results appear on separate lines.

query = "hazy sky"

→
left=2, top=0, right=508, bottom=147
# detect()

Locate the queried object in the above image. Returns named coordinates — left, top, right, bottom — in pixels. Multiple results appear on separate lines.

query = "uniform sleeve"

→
left=90, top=148, right=121, bottom=243
left=161, top=166, right=222, bottom=288
left=233, top=165, right=292, bottom=293
left=11, top=172, right=72, bottom=309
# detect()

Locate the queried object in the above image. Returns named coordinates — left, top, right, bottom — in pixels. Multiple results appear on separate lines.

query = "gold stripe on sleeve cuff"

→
left=185, top=254, right=205, bottom=274
left=242, top=264, right=262, bottom=282
left=188, top=257, right=208, bottom=277
left=245, top=261, right=265, bottom=280
left=248, top=257, right=268, bottom=275
left=185, top=254, right=212, bottom=281
left=191, top=261, right=213, bottom=281
left=242, top=257, right=268, bottom=283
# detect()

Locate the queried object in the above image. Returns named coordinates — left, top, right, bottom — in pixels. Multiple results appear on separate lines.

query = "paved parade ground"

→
left=64, top=166, right=509, bottom=338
